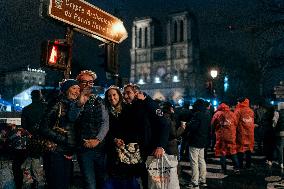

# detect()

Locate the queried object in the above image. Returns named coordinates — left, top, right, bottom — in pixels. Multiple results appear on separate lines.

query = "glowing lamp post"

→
left=210, top=69, right=218, bottom=97
left=210, top=70, right=218, bottom=79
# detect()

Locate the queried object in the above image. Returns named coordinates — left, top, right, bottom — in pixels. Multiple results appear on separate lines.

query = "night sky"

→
left=1, top=0, right=283, bottom=97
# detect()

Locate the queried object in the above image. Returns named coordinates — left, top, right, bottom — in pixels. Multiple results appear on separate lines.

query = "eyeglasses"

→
left=79, top=80, right=94, bottom=85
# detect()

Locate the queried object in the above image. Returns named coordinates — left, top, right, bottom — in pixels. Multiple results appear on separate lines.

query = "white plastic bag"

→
left=21, top=157, right=45, bottom=188
left=0, top=161, right=16, bottom=189
left=146, top=154, right=180, bottom=189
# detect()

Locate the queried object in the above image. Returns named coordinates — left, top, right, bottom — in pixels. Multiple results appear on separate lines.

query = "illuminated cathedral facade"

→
left=130, top=11, right=203, bottom=103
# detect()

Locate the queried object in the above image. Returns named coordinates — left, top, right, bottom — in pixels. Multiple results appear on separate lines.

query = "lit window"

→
left=172, top=75, right=180, bottom=82
left=138, top=78, right=145, bottom=85
left=154, top=77, right=161, bottom=83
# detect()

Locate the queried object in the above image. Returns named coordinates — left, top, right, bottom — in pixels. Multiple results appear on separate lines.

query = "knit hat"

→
left=60, top=79, right=79, bottom=93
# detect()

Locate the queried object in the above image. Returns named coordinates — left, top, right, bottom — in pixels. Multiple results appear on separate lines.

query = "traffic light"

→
left=106, top=43, right=118, bottom=74
left=98, top=43, right=118, bottom=74
left=41, top=39, right=70, bottom=70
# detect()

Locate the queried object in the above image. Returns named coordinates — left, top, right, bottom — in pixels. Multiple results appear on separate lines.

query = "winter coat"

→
left=164, top=112, right=185, bottom=156
left=234, top=99, right=255, bottom=153
left=105, top=102, right=143, bottom=178
left=186, top=104, right=211, bottom=148
left=127, top=96, right=170, bottom=157
left=21, top=100, right=47, bottom=134
left=40, top=97, right=81, bottom=155
left=211, top=103, right=237, bottom=156
left=76, top=94, right=109, bottom=148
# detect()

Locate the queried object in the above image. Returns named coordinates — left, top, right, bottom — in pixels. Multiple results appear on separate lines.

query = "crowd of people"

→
left=0, top=69, right=284, bottom=189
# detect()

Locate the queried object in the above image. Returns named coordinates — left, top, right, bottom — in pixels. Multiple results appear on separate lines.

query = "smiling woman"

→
left=38, top=78, right=83, bottom=189
left=60, top=79, right=80, bottom=100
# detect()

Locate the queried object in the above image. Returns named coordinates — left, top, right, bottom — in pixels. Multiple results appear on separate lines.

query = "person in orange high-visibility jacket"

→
left=211, top=103, right=240, bottom=173
left=234, top=98, right=255, bottom=169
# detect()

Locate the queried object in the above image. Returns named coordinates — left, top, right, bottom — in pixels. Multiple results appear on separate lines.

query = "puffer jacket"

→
left=76, top=94, right=109, bottom=147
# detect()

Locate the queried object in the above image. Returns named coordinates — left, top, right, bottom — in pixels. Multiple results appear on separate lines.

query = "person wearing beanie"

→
left=60, top=79, right=79, bottom=94
left=39, top=78, right=81, bottom=189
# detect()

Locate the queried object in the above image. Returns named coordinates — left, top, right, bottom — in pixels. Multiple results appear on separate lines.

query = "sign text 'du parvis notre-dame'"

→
left=48, top=0, right=127, bottom=43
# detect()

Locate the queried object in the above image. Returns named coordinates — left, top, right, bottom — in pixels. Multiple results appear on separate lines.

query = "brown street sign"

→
left=48, top=0, right=128, bottom=43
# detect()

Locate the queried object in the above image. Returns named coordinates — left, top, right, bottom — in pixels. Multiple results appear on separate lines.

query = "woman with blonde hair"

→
left=104, top=85, right=140, bottom=189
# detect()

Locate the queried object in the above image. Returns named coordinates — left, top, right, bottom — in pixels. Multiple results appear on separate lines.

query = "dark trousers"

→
left=220, top=154, right=240, bottom=172
left=237, top=151, right=252, bottom=168
left=180, top=138, right=189, bottom=160
left=276, top=137, right=284, bottom=164
left=43, top=151, right=73, bottom=189
left=77, top=148, right=107, bottom=189
left=12, top=150, right=27, bottom=189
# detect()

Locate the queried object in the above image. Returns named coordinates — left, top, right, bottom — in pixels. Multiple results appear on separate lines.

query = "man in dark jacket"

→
left=17, top=90, right=46, bottom=189
left=123, top=83, right=170, bottom=188
left=186, top=99, right=210, bottom=188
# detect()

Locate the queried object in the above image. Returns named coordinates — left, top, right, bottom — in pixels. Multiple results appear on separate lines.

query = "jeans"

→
left=77, top=148, right=107, bottom=189
left=220, top=154, right=240, bottom=172
left=188, top=146, right=206, bottom=185
left=276, top=137, right=284, bottom=164
left=237, top=151, right=252, bottom=168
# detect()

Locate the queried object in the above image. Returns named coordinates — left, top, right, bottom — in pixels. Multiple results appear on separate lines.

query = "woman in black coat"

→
left=104, top=86, right=141, bottom=189
left=40, top=79, right=82, bottom=189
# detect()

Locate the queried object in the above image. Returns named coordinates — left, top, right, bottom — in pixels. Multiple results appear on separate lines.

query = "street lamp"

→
left=210, top=69, right=218, bottom=97
left=210, top=69, right=218, bottom=79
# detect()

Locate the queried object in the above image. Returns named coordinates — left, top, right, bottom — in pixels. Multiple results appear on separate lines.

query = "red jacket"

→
left=234, top=99, right=255, bottom=153
left=211, top=103, right=237, bottom=156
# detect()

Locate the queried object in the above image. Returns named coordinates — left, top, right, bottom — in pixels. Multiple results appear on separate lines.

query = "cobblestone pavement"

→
left=66, top=151, right=284, bottom=189
left=179, top=151, right=284, bottom=189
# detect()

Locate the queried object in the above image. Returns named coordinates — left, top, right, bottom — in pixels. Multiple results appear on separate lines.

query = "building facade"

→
left=2, top=68, right=46, bottom=101
left=130, top=11, right=203, bottom=103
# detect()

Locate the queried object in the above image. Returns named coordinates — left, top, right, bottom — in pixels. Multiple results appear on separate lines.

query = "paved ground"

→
left=179, top=151, right=284, bottom=189
left=27, top=150, right=284, bottom=189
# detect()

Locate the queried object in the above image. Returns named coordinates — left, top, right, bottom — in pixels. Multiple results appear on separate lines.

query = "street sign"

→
left=47, top=0, right=127, bottom=43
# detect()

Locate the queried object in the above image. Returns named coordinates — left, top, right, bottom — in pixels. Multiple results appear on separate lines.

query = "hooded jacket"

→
left=186, top=100, right=211, bottom=148
left=234, top=99, right=255, bottom=153
left=211, top=103, right=237, bottom=156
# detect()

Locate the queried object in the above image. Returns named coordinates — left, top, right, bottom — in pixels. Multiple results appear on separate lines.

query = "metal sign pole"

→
left=64, top=27, right=74, bottom=79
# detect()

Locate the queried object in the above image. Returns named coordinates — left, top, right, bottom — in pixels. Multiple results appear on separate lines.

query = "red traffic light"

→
left=41, top=39, right=70, bottom=70
left=48, top=45, right=59, bottom=65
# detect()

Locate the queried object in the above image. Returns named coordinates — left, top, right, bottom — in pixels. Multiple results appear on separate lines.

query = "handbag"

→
left=116, top=143, right=142, bottom=165
left=146, top=154, right=180, bottom=189
left=27, top=103, right=65, bottom=155
left=27, top=135, right=57, bottom=155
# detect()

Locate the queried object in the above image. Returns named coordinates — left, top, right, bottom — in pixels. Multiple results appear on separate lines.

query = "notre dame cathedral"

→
left=129, top=11, right=204, bottom=103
